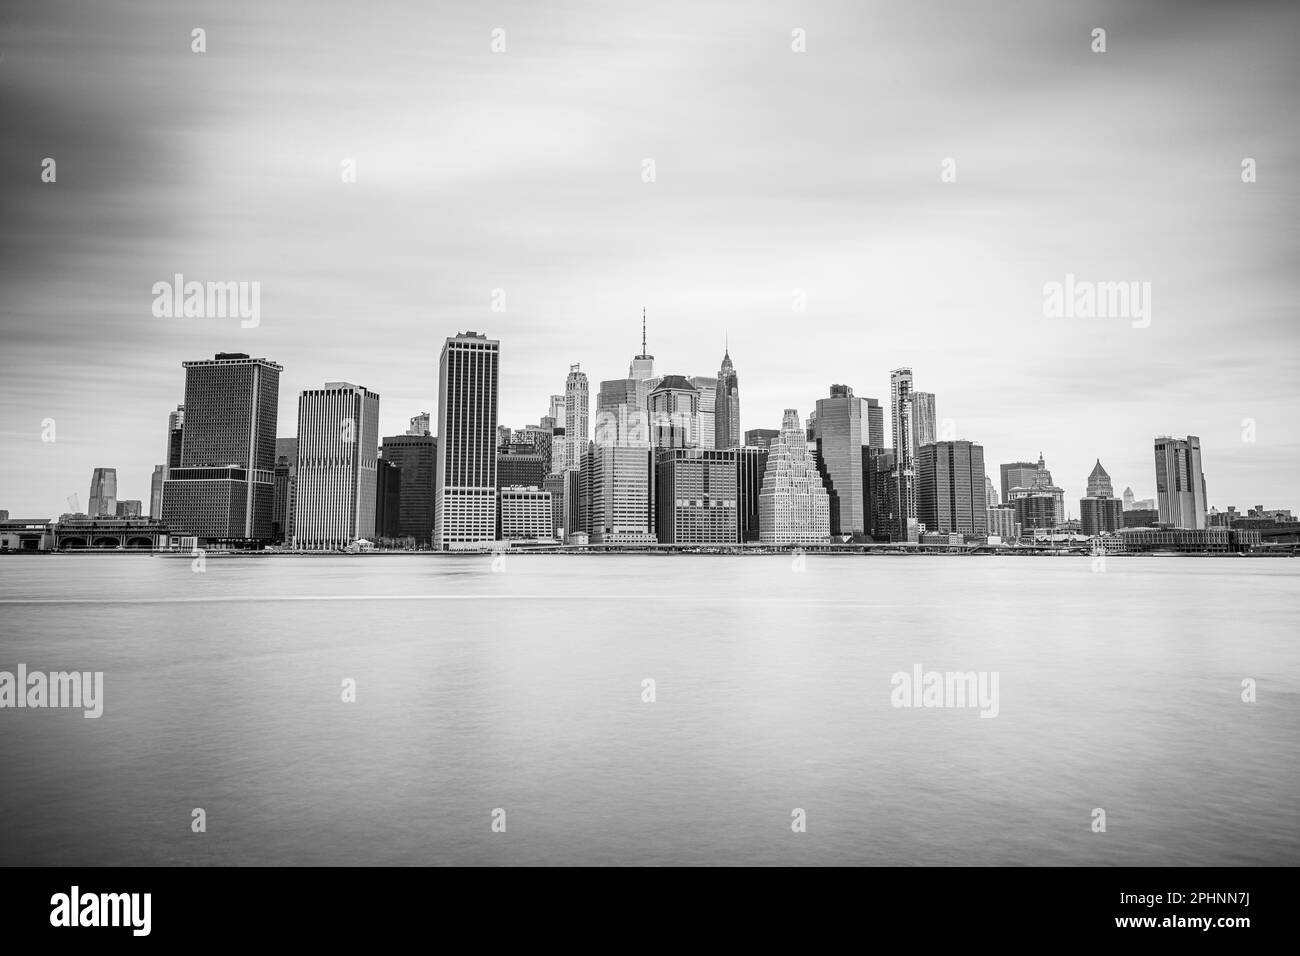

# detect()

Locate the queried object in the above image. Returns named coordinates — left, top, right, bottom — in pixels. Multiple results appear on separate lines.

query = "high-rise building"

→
left=407, top=411, right=431, bottom=437
left=810, top=384, right=865, bottom=537
left=863, top=397, right=884, bottom=451
left=293, top=382, right=380, bottom=549
left=648, top=376, right=701, bottom=448
left=434, top=331, right=499, bottom=549
left=587, top=444, right=656, bottom=544
left=714, top=349, right=741, bottom=450
left=736, top=446, right=769, bottom=543
left=272, top=437, right=297, bottom=545
left=381, top=434, right=436, bottom=545
left=1080, top=496, right=1124, bottom=536
left=629, top=308, right=655, bottom=383
left=987, top=504, right=1018, bottom=541
left=985, top=475, right=999, bottom=507
left=1008, top=453, right=1065, bottom=532
left=114, top=500, right=142, bottom=518
left=917, top=440, right=988, bottom=536
left=161, top=353, right=281, bottom=546
left=496, top=425, right=513, bottom=450
left=149, top=465, right=165, bottom=519
left=499, top=486, right=555, bottom=541
left=1154, top=435, right=1207, bottom=530
left=889, top=369, right=918, bottom=541
left=759, top=409, right=831, bottom=544
left=744, top=428, right=780, bottom=450
left=911, top=391, right=937, bottom=449
left=562, top=365, right=590, bottom=470
left=166, top=405, right=184, bottom=470
left=496, top=449, right=546, bottom=489
left=1086, top=459, right=1114, bottom=498
left=864, top=447, right=894, bottom=540
left=1122, top=486, right=1135, bottom=511
left=88, top=467, right=117, bottom=517
left=689, top=375, right=717, bottom=450
left=655, top=449, right=739, bottom=544
left=999, top=461, right=1038, bottom=504
left=375, top=458, right=401, bottom=541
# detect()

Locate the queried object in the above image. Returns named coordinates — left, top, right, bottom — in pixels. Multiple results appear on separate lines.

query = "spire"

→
left=641, top=307, right=647, bottom=355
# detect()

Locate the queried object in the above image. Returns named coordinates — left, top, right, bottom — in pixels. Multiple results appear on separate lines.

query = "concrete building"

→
left=586, top=444, right=656, bottom=544
left=999, top=461, right=1038, bottom=505
left=1154, top=435, right=1208, bottom=530
left=499, top=486, right=555, bottom=542
left=889, top=369, right=919, bottom=542
left=293, top=382, right=380, bottom=549
left=435, top=331, right=500, bottom=549
left=648, top=376, right=701, bottom=448
left=911, top=391, right=937, bottom=449
left=986, top=503, right=1018, bottom=541
left=759, top=409, right=830, bottom=544
left=1007, top=453, right=1065, bottom=531
left=916, top=440, right=988, bottom=536
left=1080, top=460, right=1124, bottom=536
left=810, top=384, right=865, bottom=537
left=655, top=448, right=738, bottom=544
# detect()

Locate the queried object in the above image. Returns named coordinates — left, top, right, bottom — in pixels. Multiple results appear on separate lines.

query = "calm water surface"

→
left=1, top=554, right=1297, bottom=866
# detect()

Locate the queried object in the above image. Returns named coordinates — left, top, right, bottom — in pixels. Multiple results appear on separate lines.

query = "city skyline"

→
left=3, top=1, right=1298, bottom=519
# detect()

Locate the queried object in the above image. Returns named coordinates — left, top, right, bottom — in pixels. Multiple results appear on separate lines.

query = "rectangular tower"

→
left=435, top=332, right=500, bottom=549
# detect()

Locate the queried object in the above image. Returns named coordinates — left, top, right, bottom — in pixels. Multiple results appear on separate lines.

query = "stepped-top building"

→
left=758, top=409, right=830, bottom=544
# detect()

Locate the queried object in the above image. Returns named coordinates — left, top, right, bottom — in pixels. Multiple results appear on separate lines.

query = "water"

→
left=1, top=553, right=1297, bottom=866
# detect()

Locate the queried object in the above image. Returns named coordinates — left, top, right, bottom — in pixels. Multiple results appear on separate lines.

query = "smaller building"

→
left=499, top=486, right=555, bottom=543
left=1113, top=527, right=1259, bottom=553
left=1080, top=496, right=1124, bottom=536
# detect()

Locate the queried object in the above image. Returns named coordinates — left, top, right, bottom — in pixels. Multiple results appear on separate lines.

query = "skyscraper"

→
left=689, top=375, right=718, bottom=450
left=648, top=376, right=701, bottom=448
left=811, top=384, right=865, bottom=537
left=293, top=383, right=380, bottom=549
left=917, top=440, right=988, bottom=536
left=434, top=331, right=499, bottom=549
left=1122, top=486, right=1136, bottom=511
left=273, top=436, right=297, bottom=544
left=999, top=461, right=1038, bottom=504
left=889, top=368, right=918, bottom=541
left=758, top=409, right=830, bottom=544
left=149, top=465, right=165, bottom=519
left=736, top=446, right=769, bottom=543
left=381, top=433, right=436, bottom=545
left=655, top=448, right=738, bottom=544
left=563, top=365, right=589, bottom=471
left=1154, top=435, right=1207, bottom=530
left=714, top=349, right=741, bottom=450
left=1080, top=461, right=1124, bottom=536
left=863, top=397, right=884, bottom=451
left=911, top=391, right=937, bottom=449
left=161, top=353, right=281, bottom=546
left=1008, top=453, right=1065, bottom=532
left=1086, top=459, right=1114, bottom=498
left=587, top=443, right=656, bottom=544
left=166, top=405, right=184, bottom=470
left=744, top=428, right=780, bottom=450
left=984, top=475, right=999, bottom=507
left=87, top=467, right=117, bottom=517
left=629, top=308, right=655, bottom=383
left=407, top=411, right=431, bottom=437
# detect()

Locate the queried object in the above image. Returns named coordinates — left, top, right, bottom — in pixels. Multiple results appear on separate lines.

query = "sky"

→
left=1, top=0, right=1297, bottom=516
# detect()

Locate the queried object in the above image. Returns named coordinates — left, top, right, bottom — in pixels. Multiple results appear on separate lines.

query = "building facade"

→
left=1154, top=435, right=1207, bottom=530
left=811, top=384, right=865, bottom=537
left=655, top=449, right=738, bottom=544
left=889, top=368, right=919, bottom=541
left=916, top=440, right=988, bottom=536
left=434, top=332, right=500, bottom=549
left=714, top=350, right=741, bottom=450
left=381, top=434, right=436, bottom=545
left=293, top=382, right=380, bottom=549
left=499, top=486, right=555, bottom=542
left=758, top=409, right=831, bottom=544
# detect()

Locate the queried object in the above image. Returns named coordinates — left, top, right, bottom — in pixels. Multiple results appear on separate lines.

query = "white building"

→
left=499, top=486, right=554, bottom=542
left=758, top=409, right=830, bottom=544
left=293, top=382, right=380, bottom=549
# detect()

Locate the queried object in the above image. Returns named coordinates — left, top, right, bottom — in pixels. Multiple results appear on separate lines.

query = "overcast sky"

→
left=2, top=0, right=1297, bottom=516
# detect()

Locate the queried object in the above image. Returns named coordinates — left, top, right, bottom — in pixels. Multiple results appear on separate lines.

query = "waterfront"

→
left=1, top=555, right=1297, bottom=866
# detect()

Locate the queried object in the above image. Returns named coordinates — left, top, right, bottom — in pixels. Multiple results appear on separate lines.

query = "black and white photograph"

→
left=1, top=0, right=1295, bottom=937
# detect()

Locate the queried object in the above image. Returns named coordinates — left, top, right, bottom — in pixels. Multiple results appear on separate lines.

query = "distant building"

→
left=1123, top=508, right=1160, bottom=528
left=563, top=365, right=590, bottom=470
left=1086, top=459, right=1114, bottom=498
left=864, top=447, right=895, bottom=540
left=999, top=461, right=1038, bottom=505
left=648, top=376, right=701, bottom=448
left=407, top=411, right=431, bottom=437
left=375, top=458, right=401, bottom=541
left=736, top=446, right=769, bottom=543
left=655, top=448, right=738, bottom=544
left=1008, top=453, right=1065, bottom=531
left=689, top=375, right=718, bottom=450
left=496, top=450, right=546, bottom=490
left=1080, top=460, right=1124, bottom=536
left=744, top=428, right=779, bottom=450
left=161, top=353, right=281, bottom=547
left=911, top=391, right=937, bottom=449
left=272, top=437, right=297, bottom=545
left=984, top=475, right=998, bottom=508
left=114, top=500, right=142, bottom=518
left=149, top=465, right=165, bottom=519
left=810, top=384, right=866, bottom=537
left=1122, top=486, right=1135, bottom=511
left=499, top=486, right=555, bottom=542
left=714, top=349, right=741, bottom=449
left=889, top=369, right=919, bottom=542
left=759, top=409, right=830, bottom=544
left=1154, top=435, right=1207, bottom=530
left=88, top=467, right=117, bottom=517
left=586, top=444, right=656, bottom=545
left=293, top=382, right=380, bottom=549
left=863, top=397, right=884, bottom=451
left=916, top=440, right=988, bottom=536
left=381, top=434, right=436, bottom=546
left=1112, top=527, right=1258, bottom=554
left=628, top=309, right=655, bottom=382
left=496, top=425, right=513, bottom=450
left=986, top=504, right=1018, bottom=541
left=434, top=331, right=499, bottom=549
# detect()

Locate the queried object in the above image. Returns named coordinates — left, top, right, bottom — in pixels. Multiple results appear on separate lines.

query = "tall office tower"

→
left=689, top=375, right=718, bottom=450
left=542, top=472, right=569, bottom=540
left=407, top=411, right=431, bottom=437
left=629, top=308, right=656, bottom=382
left=375, top=458, right=402, bottom=540
left=165, top=405, right=184, bottom=470
left=596, top=379, right=652, bottom=447
left=744, top=428, right=780, bottom=450
left=1008, top=453, right=1066, bottom=532
left=273, top=437, right=297, bottom=545
left=916, top=440, right=988, bottom=536
left=714, top=349, right=741, bottom=450
left=1154, top=435, right=1208, bottom=530
left=655, top=448, right=739, bottom=544
left=911, top=391, right=937, bottom=449
left=811, top=384, right=865, bottom=537
left=862, top=397, right=884, bottom=451
left=434, top=331, right=499, bottom=549
left=115, top=500, right=142, bottom=518
left=736, top=446, right=769, bottom=543
left=648, top=376, right=701, bottom=448
left=496, top=426, right=512, bottom=450
left=380, top=434, right=436, bottom=545
left=87, top=467, right=117, bottom=517
left=161, top=353, right=281, bottom=546
left=758, top=409, right=831, bottom=544
left=1080, top=461, right=1124, bottom=535
left=563, top=365, right=589, bottom=470
left=149, top=465, right=165, bottom=518
left=985, top=476, right=999, bottom=507
left=293, top=382, right=380, bottom=549
left=863, top=447, right=894, bottom=539
left=587, top=444, right=656, bottom=544
left=999, top=461, right=1038, bottom=504
left=1086, top=460, right=1114, bottom=498
left=1122, top=486, right=1135, bottom=511
left=889, top=368, right=918, bottom=541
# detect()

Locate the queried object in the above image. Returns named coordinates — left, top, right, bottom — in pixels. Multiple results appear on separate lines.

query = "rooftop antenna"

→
left=642, top=307, right=647, bottom=354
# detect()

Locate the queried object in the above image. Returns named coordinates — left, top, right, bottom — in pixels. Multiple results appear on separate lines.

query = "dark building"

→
left=1123, top=507, right=1160, bottom=528
left=736, top=446, right=768, bottom=543
left=375, top=458, right=402, bottom=541
left=273, top=437, right=297, bottom=544
left=744, top=428, right=779, bottom=450
left=999, top=461, right=1038, bottom=505
left=161, top=353, right=281, bottom=546
left=1080, top=496, right=1124, bottom=536
left=865, top=447, right=895, bottom=540
left=380, top=434, right=436, bottom=547
left=496, top=450, right=547, bottom=490
left=917, top=440, right=988, bottom=536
